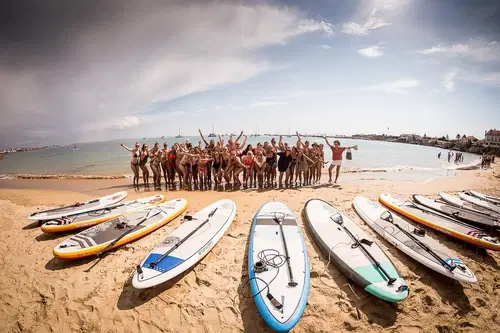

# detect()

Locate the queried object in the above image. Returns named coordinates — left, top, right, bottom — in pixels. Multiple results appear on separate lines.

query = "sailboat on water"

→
left=175, top=128, right=182, bottom=139
left=208, top=124, right=216, bottom=138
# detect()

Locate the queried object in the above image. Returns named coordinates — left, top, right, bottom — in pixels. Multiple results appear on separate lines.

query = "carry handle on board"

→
left=330, top=213, right=397, bottom=286
left=274, top=212, right=298, bottom=287
left=146, top=207, right=219, bottom=269
left=379, top=211, right=458, bottom=272
left=30, top=199, right=100, bottom=216
left=96, top=207, right=164, bottom=257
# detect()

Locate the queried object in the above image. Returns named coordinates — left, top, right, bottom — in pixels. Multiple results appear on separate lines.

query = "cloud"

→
left=341, top=0, right=409, bottom=36
left=249, top=101, right=288, bottom=108
left=0, top=2, right=331, bottom=147
left=358, top=45, right=384, bottom=57
left=298, top=19, right=334, bottom=36
left=320, top=44, right=332, bottom=49
left=366, top=78, right=420, bottom=94
left=417, top=39, right=500, bottom=62
left=443, top=69, right=459, bottom=92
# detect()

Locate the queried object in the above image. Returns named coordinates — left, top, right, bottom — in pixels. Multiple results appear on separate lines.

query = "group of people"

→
left=120, top=130, right=356, bottom=190
left=439, top=150, right=464, bottom=163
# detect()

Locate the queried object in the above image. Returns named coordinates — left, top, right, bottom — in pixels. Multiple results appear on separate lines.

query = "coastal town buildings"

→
left=484, top=129, right=500, bottom=147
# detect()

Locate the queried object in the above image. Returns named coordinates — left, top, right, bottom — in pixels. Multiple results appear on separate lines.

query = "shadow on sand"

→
left=23, top=220, right=43, bottom=230
left=300, top=208, right=399, bottom=328
left=45, top=256, right=96, bottom=271
left=237, top=224, right=274, bottom=333
left=116, top=260, right=204, bottom=310
left=35, top=231, right=75, bottom=242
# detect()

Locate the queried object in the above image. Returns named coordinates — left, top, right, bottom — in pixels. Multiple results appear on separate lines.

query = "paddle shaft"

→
left=276, top=217, right=298, bottom=287
left=96, top=208, right=162, bottom=256
left=31, top=199, right=100, bottom=216
left=341, top=223, right=396, bottom=285
left=390, top=221, right=455, bottom=271
left=148, top=207, right=219, bottom=268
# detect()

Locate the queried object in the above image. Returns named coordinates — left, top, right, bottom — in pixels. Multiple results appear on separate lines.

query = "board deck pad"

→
left=29, top=191, right=128, bottom=221
left=248, top=201, right=310, bottom=333
left=41, top=195, right=165, bottom=232
left=304, top=199, right=409, bottom=303
left=53, top=199, right=188, bottom=259
left=379, top=194, right=500, bottom=251
left=132, top=199, right=236, bottom=289
left=353, top=197, right=476, bottom=283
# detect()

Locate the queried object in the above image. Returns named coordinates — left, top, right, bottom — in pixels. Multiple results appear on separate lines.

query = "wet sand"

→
left=0, top=165, right=499, bottom=333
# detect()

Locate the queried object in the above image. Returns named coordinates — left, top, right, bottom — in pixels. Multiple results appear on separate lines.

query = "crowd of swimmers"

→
left=120, top=130, right=357, bottom=190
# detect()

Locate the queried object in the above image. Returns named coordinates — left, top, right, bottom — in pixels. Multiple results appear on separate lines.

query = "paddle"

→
left=144, top=207, right=219, bottom=270
left=379, top=211, right=458, bottom=272
left=96, top=207, right=164, bottom=257
left=330, top=213, right=397, bottom=286
left=31, top=199, right=99, bottom=216
left=274, top=212, right=298, bottom=287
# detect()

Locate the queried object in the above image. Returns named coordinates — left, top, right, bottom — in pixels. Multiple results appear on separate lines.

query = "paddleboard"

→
left=439, top=192, right=500, bottom=220
left=459, top=192, right=500, bottom=214
left=132, top=199, right=236, bottom=289
left=304, top=199, right=408, bottom=303
left=53, top=199, right=188, bottom=259
left=41, top=195, right=165, bottom=233
left=413, top=195, right=499, bottom=229
left=469, top=190, right=500, bottom=205
left=248, top=202, right=309, bottom=332
left=353, top=197, right=476, bottom=283
left=29, top=191, right=128, bottom=221
left=379, top=194, right=500, bottom=251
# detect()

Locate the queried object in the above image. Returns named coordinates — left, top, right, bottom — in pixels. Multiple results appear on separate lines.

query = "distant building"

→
left=460, top=135, right=477, bottom=143
left=399, top=134, right=423, bottom=142
left=485, top=129, right=500, bottom=147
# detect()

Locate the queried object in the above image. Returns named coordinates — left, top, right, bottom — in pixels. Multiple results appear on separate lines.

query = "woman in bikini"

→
left=254, top=150, right=267, bottom=188
left=222, top=147, right=233, bottom=186
left=160, top=143, right=169, bottom=189
left=212, top=150, right=223, bottom=186
left=174, top=143, right=185, bottom=189
left=149, top=142, right=162, bottom=190
left=197, top=150, right=213, bottom=190
left=323, top=136, right=357, bottom=183
left=139, top=144, right=150, bottom=185
left=295, top=148, right=314, bottom=187
left=191, top=146, right=200, bottom=189
left=120, top=142, right=141, bottom=186
left=265, top=147, right=277, bottom=187
left=241, top=150, right=255, bottom=187
left=166, top=144, right=177, bottom=189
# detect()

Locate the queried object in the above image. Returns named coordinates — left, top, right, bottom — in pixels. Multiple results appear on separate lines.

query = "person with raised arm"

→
left=120, top=142, right=141, bottom=186
left=323, top=136, right=357, bottom=183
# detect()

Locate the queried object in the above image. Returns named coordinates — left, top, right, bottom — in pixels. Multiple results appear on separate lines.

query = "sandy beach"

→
left=1, top=166, right=499, bottom=333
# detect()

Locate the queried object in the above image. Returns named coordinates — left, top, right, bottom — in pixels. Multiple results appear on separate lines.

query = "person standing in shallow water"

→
left=323, top=136, right=357, bottom=184
left=120, top=142, right=141, bottom=186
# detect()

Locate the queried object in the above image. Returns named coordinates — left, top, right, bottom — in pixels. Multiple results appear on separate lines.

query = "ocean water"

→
left=0, top=136, right=481, bottom=182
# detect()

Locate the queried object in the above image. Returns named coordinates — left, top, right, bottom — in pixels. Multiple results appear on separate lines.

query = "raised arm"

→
left=235, top=130, right=244, bottom=143
left=198, top=129, right=209, bottom=146
left=120, top=143, right=133, bottom=152
left=278, top=136, right=285, bottom=151
left=217, top=134, right=224, bottom=147
left=240, top=135, right=248, bottom=149
left=323, top=136, right=333, bottom=148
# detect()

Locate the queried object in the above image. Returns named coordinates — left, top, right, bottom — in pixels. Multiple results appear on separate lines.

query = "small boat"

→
left=175, top=128, right=182, bottom=139
left=73, top=146, right=79, bottom=151
left=161, top=136, right=166, bottom=139
left=208, top=125, right=217, bottom=138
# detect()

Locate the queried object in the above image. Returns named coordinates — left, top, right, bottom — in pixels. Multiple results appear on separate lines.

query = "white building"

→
left=485, top=129, right=500, bottom=147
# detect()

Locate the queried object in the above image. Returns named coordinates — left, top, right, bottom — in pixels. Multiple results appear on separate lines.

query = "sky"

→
left=1, top=0, right=500, bottom=148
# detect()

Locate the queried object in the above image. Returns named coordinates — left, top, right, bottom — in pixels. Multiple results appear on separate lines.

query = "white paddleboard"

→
left=439, top=192, right=500, bottom=219
left=353, top=197, right=476, bottom=284
left=459, top=192, right=500, bottom=214
left=248, top=201, right=309, bottom=332
left=304, top=199, right=408, bottom=303
left=132, top=199, right=236, bottom=289
left=29, top=191, right=128, bottom=221
left=469, top=190, right=500, bottom=205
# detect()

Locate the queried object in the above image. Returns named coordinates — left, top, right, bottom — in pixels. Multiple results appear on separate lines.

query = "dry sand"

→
left=0, top=167, right=499, bottom=333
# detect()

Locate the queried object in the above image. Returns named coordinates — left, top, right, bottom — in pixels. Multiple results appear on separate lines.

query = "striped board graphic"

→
left=132, top=199, right=236, bottom=289
left=353, top=196, right=476, bottom=284
left=379, top=194, right=500, bottom=251
left=41, top=195, right=165, bottom=233
left=248, top=201, right=310, bottom=332
left=53, top=199, right=188, bottom=259
left=29, top=191, right=128, bottom=221
left=304, top=198, right=408, bottom=303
